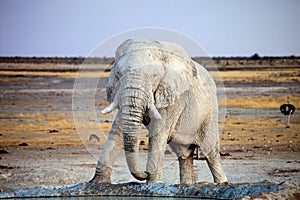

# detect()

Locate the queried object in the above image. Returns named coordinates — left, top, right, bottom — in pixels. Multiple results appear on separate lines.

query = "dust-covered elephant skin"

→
left=91, top=39, right=228, bottom=184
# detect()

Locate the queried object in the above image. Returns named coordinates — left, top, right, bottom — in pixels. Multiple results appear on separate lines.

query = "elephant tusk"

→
left=101, top=102, right=117, bottom=114
left=149, top=104, right=162, bottom=120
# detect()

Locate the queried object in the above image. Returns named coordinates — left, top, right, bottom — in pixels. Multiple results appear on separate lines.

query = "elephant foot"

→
left=217, top=181, right=229, bottom=186
left=89, top=166, right=112, bottom=183
left=214, top=176, right=228, bottom=184
left=146, top=172, right=163, bottom=184
left=131, top=171, right=150, bottom=181
left=89, top=174, right=111, bottom=184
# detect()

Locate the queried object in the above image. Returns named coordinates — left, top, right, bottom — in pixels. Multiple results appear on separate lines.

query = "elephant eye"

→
left=115, top=70, right=121, bottom=79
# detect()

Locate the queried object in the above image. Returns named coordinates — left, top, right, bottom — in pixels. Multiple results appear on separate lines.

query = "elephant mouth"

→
left=142, top=114, right=151, bottom=126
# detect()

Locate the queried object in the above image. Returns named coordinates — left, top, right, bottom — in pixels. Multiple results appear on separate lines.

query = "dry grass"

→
left=0, top=113, right=114, bottom=147
left=0, top=70, right=110, bottom=79
left=95, top=102, right=111, bottom=107
left=224, top=96, right=300, bottom=109
left=216, top=69, right=300, bottom=83
left=0, top=63, right=111, bottom=71
left=0, top=113, right=79, bottom=147
left=0, top=116, right=65, bottom=146
left=0, top=63, right=111, bottom=79
left=221, top=116, right=300, bottom=147
left=1, top=63, right=298, bottom=82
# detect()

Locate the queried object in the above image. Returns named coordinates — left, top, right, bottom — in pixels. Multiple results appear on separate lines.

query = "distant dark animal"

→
left=280, top=104, right=295, bottom=116
left=89, top=134, right=100, bottom=142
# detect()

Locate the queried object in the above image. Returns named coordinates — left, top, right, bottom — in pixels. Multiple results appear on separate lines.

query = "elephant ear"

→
left=154, top=61, right=196, bottom=108
left=106, top=64, right=120, bottom=102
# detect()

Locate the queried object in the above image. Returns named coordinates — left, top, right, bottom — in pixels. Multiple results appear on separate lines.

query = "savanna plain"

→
left=0, top=57, right=299, bottom=192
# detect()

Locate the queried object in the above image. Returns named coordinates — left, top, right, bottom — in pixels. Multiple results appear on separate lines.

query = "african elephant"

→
left=90, top=39, right=228, bottom=184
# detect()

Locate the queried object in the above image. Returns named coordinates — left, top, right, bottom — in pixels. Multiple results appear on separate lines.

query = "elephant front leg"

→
left=146, top=132, right=168, bottom=184
left=90, top=121, right=122, bottom=183
left=146, top=113, right=170, bottom=184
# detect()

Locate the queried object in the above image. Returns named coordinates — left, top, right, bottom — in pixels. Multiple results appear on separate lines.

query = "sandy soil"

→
left=0, top=62, right=299, bottom=193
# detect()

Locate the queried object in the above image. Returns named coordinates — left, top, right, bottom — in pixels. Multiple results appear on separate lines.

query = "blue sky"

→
left=0, top=0, right=299, bottom=57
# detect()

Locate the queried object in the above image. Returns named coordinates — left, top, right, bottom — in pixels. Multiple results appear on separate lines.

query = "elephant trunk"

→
left=120, top=85, right=149, bottom=181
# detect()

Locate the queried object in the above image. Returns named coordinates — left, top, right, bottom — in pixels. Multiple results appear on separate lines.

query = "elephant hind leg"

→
left=178, top=145, right=196, bottom=184
left=206, top=148, right=228, bottom=183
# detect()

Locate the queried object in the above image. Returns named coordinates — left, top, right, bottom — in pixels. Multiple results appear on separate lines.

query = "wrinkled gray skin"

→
left=90, top=39, right=228, bottom=184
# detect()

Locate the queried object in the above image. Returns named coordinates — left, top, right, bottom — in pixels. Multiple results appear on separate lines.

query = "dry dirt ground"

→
left=0, top=61, right=299, bottom=193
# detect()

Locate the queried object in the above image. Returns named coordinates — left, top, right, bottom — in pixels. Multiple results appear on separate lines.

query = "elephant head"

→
left=101, top=39, right=197, bottom=181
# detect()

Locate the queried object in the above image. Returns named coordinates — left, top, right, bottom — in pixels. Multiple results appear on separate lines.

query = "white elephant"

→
left=90, top=39, right=228, bottom=184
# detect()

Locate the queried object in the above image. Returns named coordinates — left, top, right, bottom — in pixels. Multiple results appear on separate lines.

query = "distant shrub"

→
left=250, top=53, right=260, bottom=60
